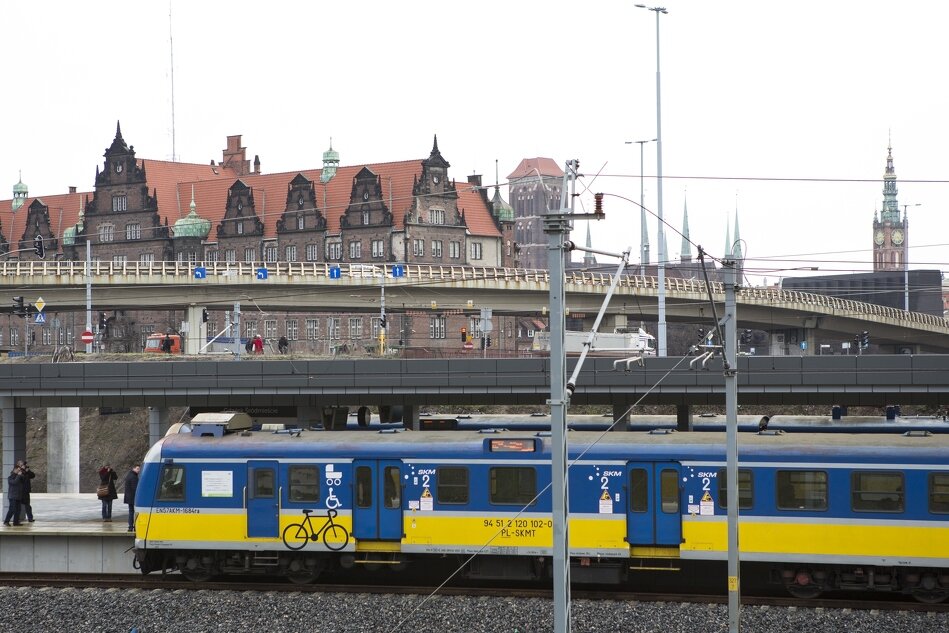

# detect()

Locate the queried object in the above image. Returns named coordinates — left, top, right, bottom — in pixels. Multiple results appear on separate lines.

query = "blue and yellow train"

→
left=133, top=415, right=949, bottom=602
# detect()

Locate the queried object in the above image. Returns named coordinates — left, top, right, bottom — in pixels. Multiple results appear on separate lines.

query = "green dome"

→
left=13, top=178, right=28, bottom=194
left=173, top=207, right=211, bottom=239
left=491, top=187, right=514, bottom=222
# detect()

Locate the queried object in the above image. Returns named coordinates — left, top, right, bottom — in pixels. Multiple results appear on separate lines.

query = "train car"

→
left=132, top=419, right=949, bottom=602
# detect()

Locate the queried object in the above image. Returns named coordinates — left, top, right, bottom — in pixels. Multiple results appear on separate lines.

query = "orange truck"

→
left=144, top=333, right=182, bottom=354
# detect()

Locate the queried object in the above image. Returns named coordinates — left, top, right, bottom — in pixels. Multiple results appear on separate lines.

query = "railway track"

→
left=0, top=572, right=945, bottom=614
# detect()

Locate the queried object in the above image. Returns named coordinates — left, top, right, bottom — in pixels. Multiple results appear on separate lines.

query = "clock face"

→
left=892, top=229, right=904, bottom=245
left=874, top=229, right=885, bottom=245
left=298, top=195, right=304, bottom=208
left=363, top=192, right=369, bottom=201
left=114, top=163, right=123, bottom=174
left=432, top=175, right=439, bottom=184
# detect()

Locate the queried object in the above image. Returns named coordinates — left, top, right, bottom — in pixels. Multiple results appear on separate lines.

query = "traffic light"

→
left=99, top=312, right=107, bottom=329
left=12, top=296, right=24, bottom=317
left=480, top=335, right=487, bottom=350
left=487, top=336, right=492, bottom=347
left=740, top=329, right=753, bottom=344
left=461, top=327, right=467, bottom=342
left=33, top=234, right=45, bottom=258
left=202, top=308, right=209, bottom=323
left=860, top=331, right=870, bottom=350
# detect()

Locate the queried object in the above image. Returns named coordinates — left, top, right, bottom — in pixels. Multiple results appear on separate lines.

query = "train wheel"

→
left=181, top=558, right=213, bottom=583
left=912, top=575, right=948, bottom=604
left=785, top=570, right=822, bottom=599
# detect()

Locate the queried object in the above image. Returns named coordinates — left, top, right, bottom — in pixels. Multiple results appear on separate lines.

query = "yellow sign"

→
left=421, top=487, right=432, bottom=498
left=600, top=490, right=611, bottom=501
left=34, top=297, right=46, bottom=312
left=701, top=491, right=713, bottom=503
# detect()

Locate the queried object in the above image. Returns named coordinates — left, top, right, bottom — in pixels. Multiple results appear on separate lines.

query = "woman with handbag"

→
left=97, top=465, right=118, bottom=522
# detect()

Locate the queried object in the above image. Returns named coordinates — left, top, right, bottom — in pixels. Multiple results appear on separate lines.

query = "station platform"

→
left=0, top=493, right=136, bottom=574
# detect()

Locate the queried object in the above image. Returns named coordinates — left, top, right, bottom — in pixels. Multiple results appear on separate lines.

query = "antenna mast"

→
left=168, top=1, right=177, bottom=162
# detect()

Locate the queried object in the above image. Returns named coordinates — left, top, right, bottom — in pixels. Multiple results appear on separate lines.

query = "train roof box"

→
left=190, top=412, right=253, bottom=437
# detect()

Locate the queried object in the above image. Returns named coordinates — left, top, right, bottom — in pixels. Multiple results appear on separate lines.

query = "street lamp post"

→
left=901, top=203, right=919, bottom=312
left=626, top=138, right=656, bottom=275
left=636, top=3, right=668, bottom=356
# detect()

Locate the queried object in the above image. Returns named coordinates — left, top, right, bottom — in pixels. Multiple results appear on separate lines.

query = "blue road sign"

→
left=329, top=266, right=341, bottom=279
left=194, top=267, right=207, bottom=279
left=256, top=267, right=269, bottom=280
left=391, top=265, right=405, bottom=278
left=35, top=313, right=46, bottom=324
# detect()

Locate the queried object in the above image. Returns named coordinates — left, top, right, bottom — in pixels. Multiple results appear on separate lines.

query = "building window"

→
left=224, top=249, right=236, bottom=263
left=327, top=242, right=342, bottom=260
left=371, top=239, right=384, bottom=258
left=297, top=215, right=305, bottom=230
left=58, top=327, right=69, bottom=345
left=470, top=242, right=483, bottom=260
left=413, top=239, right=425, bottom=257
left=244, top=321, right=258, bottom=338
left=306, top=243, right=319, bottom=261
left=139, top=253, right=154, bottom=265
left=126, top=223, right=141, bottom=240
left=244, top=247, right=256, bottom=263
left=286, top=320, right=298, bottom=341
left=348, top=317, right=362, bottom=339
left=10, top=327, right=19, bottom=346
left=328, top=317, right=340, bottom=340
left=430, top=208, right=445, bottom=224
left=449, top=241, right=461, bottom=259
left=362, top=210, right=370, bottom=225
left=349, top=241, right=362, bottom=259
left=42, top=327, right=52, bottom=345
left=236, top=221, right=244, bottom=235
left=206, top=249, right=219, bottom=263
left=285, top=245, right=297, bottom=262
left=264, top=320, right=278, bottom=339
left=98, top=224, right=115, bottom=243
left=430, top=316, right=446, bottom=339
left=112, top=255, right=128, bottom=265
left=112, top=195, right=127, bottom=212
left=431, top=240, right=443, bottom=258
left=187, top=252, right=197, bottom=265
left=264, top=244, right=278, bottom=262
left=371, top=317, right=382, bottom=338
left=305, top=319, right=320, bottom=340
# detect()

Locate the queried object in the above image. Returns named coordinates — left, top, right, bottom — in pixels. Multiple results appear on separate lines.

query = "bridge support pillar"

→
left=148, top=407, right=171, bottom=445
left=676, top=404, right=693, bottom=432
left=401, top=405, right=421, bottom=431
left=184, top=306, right=208, bottom=355
left=47, top=407, right=80, bottom=493
left=611, top=404, right=630, bottom=431
left=1, top=397, right=27, bottom=499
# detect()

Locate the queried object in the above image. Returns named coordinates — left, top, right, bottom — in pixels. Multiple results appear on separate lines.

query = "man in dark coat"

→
left=16, top=460, right=35, bottom=522
left=124, top=464, right=140, bottom=532
left=3, top=466, right=25, bottom=526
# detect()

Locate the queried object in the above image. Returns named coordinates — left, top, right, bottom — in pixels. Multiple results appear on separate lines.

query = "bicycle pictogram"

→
left=281, top=508, right=350, bottom=551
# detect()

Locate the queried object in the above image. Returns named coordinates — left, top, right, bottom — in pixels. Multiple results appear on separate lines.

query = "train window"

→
left=157, top=465, right=185, bottom=501
left=384, top=466, right=401, bottom=509
left=776, top=470, right=827, bottom=511
left=253, top=469, right=275, bottom=498
left=852, top=471, right=903, bottom=513
left=437, top=467, right=469, bottom=504
left=489, top=467, right=537, bottom=505
left=717, top=469, right=754, bottom=510
left=660, top=469, right=679, bottom=514
left=288, top=466, right=320, bottom=503
left=629, top=469, right=648, bottom=513
left=930, top=473, right=949, bottom=514
left=356, top=466, right=372, bottom=508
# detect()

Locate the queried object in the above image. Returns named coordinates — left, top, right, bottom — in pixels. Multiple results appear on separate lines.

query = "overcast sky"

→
left=4, top=1, right=947, bottom=286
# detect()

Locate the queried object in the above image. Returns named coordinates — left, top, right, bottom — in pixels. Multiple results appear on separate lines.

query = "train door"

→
left=247, top=460, right=279, bottom=538
left=352, top=460, right=403, bottom=541
left=626, top=462, right=682, bottom=546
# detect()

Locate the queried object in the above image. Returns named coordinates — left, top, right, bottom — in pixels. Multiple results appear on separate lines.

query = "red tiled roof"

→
left=0, top=148, right=501, bottom=249
left=507, top=157, right=563, bottom=180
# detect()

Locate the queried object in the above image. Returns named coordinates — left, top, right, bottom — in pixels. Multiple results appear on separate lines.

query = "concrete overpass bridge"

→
left=3, top=260, right=948, bottom=353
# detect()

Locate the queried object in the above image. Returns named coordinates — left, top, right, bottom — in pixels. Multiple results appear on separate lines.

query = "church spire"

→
left=880, top=139, right=900, bottom=224
left=732, top=196, right=743, bottom=261
left=582, top=224, right=597, bottom=266
left=679, top=193, right=692, bottom=263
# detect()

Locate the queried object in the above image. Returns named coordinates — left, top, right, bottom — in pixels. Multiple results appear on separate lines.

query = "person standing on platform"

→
left=278, top=335, right=289, bottom=354
left=253, top=334, right=264, bottom=354
left=98, top=465, right=118, bottom=522
left=161, top=334, right=173, bottom=353
left=16, top=460, right=35, bottom=522
left=3, top=465, right=25, bottom=526
left=124, top=464, right=140, bottom=532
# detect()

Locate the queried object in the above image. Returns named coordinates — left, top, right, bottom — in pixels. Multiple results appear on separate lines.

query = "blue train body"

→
left=133, top=419, right=949, bottom=601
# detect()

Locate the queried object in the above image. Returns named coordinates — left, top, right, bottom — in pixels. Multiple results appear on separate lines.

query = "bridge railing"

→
left=2, top=260, right=946, bottom=329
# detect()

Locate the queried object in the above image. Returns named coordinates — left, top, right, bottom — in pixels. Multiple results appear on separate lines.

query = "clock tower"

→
left=872, top=142, right=908, bottom=272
